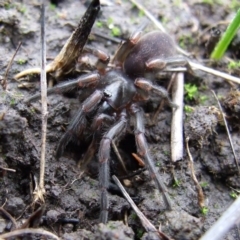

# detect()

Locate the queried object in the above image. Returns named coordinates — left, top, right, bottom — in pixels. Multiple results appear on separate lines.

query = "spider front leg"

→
left=112, top=28, right=143, bottom=65
left=98, top=111, right=128, bottom=223
left=135, top=78, right=177, bottom=108
left=56, top=89, right=104, bottom=159
left=25, top=72, right=100, bottom=102
left=130, top=104, right=172, bottom=210
left=81, top=46, right=110, bottom=73
left=146, top=55, right=193, bottom=74
left=79, top=113, right=115, bottom=169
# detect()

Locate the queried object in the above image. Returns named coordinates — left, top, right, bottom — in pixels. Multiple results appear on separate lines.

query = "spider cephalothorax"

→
left=15, top=0, right=189, bottom=224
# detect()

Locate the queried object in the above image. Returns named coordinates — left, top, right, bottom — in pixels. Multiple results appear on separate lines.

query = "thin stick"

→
left=200, top=196, right=240, bottom=240
left=112, top=175, right=171, bottom=240
left=190, top=61, right=240, bottom=84
left=0, top=207, right=17, bottom=230
left=128, top=0, right=165, bottom=33
left=185, top=137, right=205, bottom=208
left=211, top=90, right=239, bottom=174
left=34, top=3, right=48, bottom=203
left=112, top=175, right=156, bottom=232
left=112, top=141, right=128, bottom=173
left=171, top=73, right=184, bottom=162
left=20, top=205, right=45, bottom=229
left=153, top=70, right=175, bottom=124
left=132, top=153, right=145, bottom=167
left=0, top=228, right=60, bottom=240
left=0, top=166, right=16, bottom=172
left=1, top=42, right=22, bottom=90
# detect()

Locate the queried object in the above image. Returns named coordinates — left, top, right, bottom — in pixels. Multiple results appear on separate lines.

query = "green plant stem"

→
left=211, top=9, right=240, bottom=60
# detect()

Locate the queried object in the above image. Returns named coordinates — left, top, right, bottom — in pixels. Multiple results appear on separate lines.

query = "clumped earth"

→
left=1, top=0, right=240, bottom=239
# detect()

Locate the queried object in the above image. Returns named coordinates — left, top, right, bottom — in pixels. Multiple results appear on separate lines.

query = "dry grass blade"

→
left=33, top=3, right=47, bottom=203
left=211, top=90, right=239, bottom=174
left=153, top=68, right=176, bottom=124
left=0, top=207, right=17, bottom=230
left=0, top=166, right=16, bottom=172
left=1, top=42, right=22, bottom=89
left=132, top=153, right=145, bottom=167
left=171, top=73, right=184, bottom=162
left=190, top=61, right=240, bottom=84
left=186, top=137, right=205, bottom=209
left=112, top=175, right=172, bottom=240
left=112, top=141, right=128, bottom=173
left=200, top=196, right=240, bottom=240
left=0, top=228, right=60, bottom=240
left=20, top=205, right=45, bottom=229
left=14, top=0, right=100, bottom=80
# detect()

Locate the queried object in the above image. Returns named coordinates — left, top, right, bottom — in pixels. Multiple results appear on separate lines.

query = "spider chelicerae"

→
left=15, top=0, right=189, bottom=223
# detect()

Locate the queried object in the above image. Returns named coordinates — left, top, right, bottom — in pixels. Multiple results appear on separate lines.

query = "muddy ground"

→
left=0, top=0, right=240, bottom=239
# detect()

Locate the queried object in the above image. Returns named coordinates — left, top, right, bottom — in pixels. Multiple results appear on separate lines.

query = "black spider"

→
left=16, top=0, right=189, bottom=224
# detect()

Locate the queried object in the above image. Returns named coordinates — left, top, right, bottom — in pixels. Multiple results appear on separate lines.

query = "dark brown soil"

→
left=1, top=0, right=240, bottom=239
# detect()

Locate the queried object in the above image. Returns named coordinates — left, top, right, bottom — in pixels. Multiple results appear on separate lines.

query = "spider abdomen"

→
left=123, top=31, right=176, bottom=78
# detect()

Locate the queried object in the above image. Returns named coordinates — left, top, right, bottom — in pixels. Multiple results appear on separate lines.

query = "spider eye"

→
left=104, top=90, right=112, bottom=98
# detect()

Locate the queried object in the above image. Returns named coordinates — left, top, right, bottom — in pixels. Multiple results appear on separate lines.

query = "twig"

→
left=112, top=141, right=128, bottom=173
left=0, top=207, right=17, bottom=230
left=0, top=166, right=16, bottom=172
left=33, top=3, right=47, bottom=203
left=14, top=0, right=101, bottom=80
left=200, top=196, right=240, bottom=240
left=171, top=73, right=184, bottom=162
left=132, top=153, right=145, bottom=167
left=0, top=228, right=60, bottom=240
left=20, top=205, right=45, bottom=229
left=153, top=70, right=175, bottom=124
left=112, top=175, right=156, bottom=232
left=1, top=42, right=22, bottom=90
left=112, top=175, right=172, bottom=240
left=185, top=137, right=205, bottom=208
left=211, top=90, right=239, bottom=174
left=190, top=61, right=240, bottom=84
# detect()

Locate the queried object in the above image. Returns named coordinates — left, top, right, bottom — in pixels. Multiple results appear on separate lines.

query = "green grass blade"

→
left=211, top=9, right=240, bottom=60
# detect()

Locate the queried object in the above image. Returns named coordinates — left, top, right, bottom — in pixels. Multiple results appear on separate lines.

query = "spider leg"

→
left=112, top=28, right=144, bottom=65
left=98, top=110, right=128, bottom=223
left=24, top=72, right=100, bottom=103
left=130, top=104, right=172, bottom=210
left=79, top=113, right=115, bottom=169
left=82, top=46, right=110, bottom=73
left=135, top=78, right=177, bottom=108
left=56, top=90, right=104, bottom=159
left=146, top=55, right=193, bottom=74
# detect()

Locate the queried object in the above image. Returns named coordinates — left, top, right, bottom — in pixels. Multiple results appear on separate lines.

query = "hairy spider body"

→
left=54, top=30, right=178, bottom=222
left=16, top=0, right=189, bottom=224
left=124, top=31, right=176, bottom=78
left=101, top=71, right=136, bottom=110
